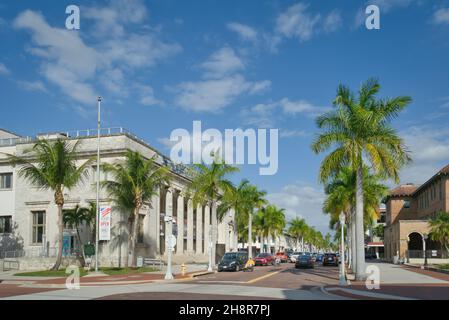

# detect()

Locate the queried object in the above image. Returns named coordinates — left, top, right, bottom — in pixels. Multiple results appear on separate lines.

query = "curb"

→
left=321, top=286, right=416, bottom=300
left=404, top=263, right=449, bottom=275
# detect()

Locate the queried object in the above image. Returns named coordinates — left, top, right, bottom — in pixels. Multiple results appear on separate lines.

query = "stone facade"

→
left=384, top=165, right=449, bottom=261
left=0, top=128, right=237, bottom=268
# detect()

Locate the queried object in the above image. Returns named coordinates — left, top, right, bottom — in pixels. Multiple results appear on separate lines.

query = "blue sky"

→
left=1, top=0, right=449, bottom=234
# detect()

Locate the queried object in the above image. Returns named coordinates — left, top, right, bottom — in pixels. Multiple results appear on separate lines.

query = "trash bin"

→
left=137, top=256, right=143, bottom=268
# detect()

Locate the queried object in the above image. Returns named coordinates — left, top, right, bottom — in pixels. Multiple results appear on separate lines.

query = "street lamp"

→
left=95, top=96, right=102, bottom=272
left=423, top=233, right=428, bottom=268
left=164, top=215, right=174, bottom=280
left=339, top=212, right=347, bottom=286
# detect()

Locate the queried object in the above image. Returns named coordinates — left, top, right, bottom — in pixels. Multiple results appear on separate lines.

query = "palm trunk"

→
left=351, top=208, right=357, bottom=271
left=52, top=204, right=64, bottom=270
left=125, top=217, right=133, bottom=268
left=76, top=228, right=86, bottom=267
left=301, top=237, right=304, bottom=252
left=248, top=212, right=253, bottom=258
left=130, top=207, right=140, bottom=268
left=347, top=221, right=352, bottom=269
left=355, top=164, right=366, bottom=280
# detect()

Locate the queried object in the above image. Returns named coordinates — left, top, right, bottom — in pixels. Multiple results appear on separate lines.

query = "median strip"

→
left=246, top=270, right=281, bottom=284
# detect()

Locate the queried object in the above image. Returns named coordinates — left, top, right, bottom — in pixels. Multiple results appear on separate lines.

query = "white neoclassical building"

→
left=0, top=127, right=237, bottom=269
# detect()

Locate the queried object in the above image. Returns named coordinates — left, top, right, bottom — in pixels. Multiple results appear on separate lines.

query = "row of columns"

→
left=161, top=187, right=221, bottom=256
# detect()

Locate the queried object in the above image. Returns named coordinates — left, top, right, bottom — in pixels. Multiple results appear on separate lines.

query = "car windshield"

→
left=222, top=253, right=237, bottom=260
left=300, top=255, right=310, bottom=260
left=258, top=253, right=270, bottom=257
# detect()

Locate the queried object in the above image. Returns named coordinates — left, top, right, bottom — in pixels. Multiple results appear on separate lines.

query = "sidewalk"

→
left=323, top=262, right=449, bottom=300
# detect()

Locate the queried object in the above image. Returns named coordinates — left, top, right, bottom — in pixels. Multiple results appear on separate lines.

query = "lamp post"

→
left=95, top=96, right=102, bottom=272
left=423, top=233, right=428, bottom=267
left=164, top=215, right=174, bottom=280
left=339, top=212, right=347, bottom=286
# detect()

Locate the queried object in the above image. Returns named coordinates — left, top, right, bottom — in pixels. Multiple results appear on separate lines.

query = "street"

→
left=1, top=262, right=448, bottom=300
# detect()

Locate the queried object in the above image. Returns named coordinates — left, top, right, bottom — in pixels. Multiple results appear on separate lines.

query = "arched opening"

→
left=407, top=232, right=423, bottom=258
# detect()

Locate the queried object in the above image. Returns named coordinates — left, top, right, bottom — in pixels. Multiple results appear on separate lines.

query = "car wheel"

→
left=235, top=265, right=240, bottom=272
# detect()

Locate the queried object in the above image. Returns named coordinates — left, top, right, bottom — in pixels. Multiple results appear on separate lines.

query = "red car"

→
left=275, top=252, right=289, bottom=263
left=254, top=253, right=275, bottom=266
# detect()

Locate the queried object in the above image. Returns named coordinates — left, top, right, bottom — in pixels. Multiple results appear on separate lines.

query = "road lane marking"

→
left=246, top=270, right=281, bottom=284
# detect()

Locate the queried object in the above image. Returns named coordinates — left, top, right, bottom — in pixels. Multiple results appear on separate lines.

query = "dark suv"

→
left=218, top=251, right=248, bottom=272
left=322, top=253, right=338, bottom=266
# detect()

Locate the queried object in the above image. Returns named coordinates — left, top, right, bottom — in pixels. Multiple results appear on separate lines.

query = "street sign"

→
left=166, top=234, right=177, bottom=247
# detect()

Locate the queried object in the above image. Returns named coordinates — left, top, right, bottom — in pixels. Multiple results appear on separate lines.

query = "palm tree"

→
left=323, top=166, right=388, bottom=270
left=288, top=217, right=309, bottom=252
left=429, top=212, right=449, bottom=256
left=63, top=204, right=92, bottom=266
left=253, top=205, right=286, bottom=253
left=102, top=151, right=170, bottom=268
left=312, top=78, right=411, bottom=280
left=9, top=139, right=92, bottom=270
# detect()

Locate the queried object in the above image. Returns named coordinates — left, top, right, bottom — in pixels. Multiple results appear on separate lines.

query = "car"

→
left=218, top=251, right=248, bottom=272
left=315, top=254, right=324, bottom=263
left=365, top=253, right=377, bottom=260
left=275, top=252, right=289, bottom=263
left=295, top=254, right=314, bottom=269
left=322, top=253, right=338, bottom=266
left=254, top=253, right=275, bottom=266
left=289, top=252, right=302, bottom=263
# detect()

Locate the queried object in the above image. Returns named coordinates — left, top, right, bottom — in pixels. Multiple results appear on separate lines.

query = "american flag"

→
left=101, top=206, right=111, bottom=217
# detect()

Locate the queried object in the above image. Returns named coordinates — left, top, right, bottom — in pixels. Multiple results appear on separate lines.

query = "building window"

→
left=440, top=182, right=443, bottom=200
left=404, top=200, right=410, bottom=209
left=0, top=173, right=12, bottom=189
left=0, top=216, right=12, bottom=233
left=32, top=211, right=46, bottom=244
left=137, top=214, right=145, bottom=244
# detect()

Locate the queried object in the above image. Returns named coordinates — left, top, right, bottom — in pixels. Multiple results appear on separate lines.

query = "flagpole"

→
left=95, top=96, right=102, bottom=272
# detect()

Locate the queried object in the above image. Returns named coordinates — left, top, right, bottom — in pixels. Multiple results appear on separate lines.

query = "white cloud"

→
left=399, top=125, right=449, bottom=184
left=267, top=183, right=330, bottom=234
left=433, top=8, right=449, bottom=25
left=241, top=98, right=329, bottom=127
left=175, top=75, right=269, bottom=113
left=199, top=47, right=245, bottom=79
left=280, top=129, right=309, bottom=138
left=17, top=80, right=47, bottom=92
left=13, top=2, right=181, bottom=109
left=174, top=47, right=270, bottom=113
left=0, top=62, right=10, bottom=75
left=227, top=22, right=258, bottom=42
left=137, top=84, right=164, bottom=106
left=275, top=3, right=341, bottom=43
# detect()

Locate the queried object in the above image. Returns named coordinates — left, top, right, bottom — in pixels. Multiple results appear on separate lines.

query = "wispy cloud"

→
left=174, top=47, right=270, bottom=113
left=433, top=7, right=449, bottom=25
left=16, top=80, right=47, bottom=93
left=13, top=0, right=181, bottom=111
left=0, top=62, right=10, bottom=75
left=227, top=22, right=258, bottom=43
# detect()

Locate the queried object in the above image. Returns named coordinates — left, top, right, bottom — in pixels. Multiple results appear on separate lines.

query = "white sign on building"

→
left=99, top=206, right=112, bottom=241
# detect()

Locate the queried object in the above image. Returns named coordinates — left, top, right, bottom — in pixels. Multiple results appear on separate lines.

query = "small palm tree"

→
left=63, top=204, right=92, bottom=266
left=288, top=218, right=309, bottom=252
left=102, top=151, right=170, bottom=268
left=9, top=139, right=92, bottom=270
left=312, top=78, right=411, bottom=280
left=429, top=212, right=449, bottom=256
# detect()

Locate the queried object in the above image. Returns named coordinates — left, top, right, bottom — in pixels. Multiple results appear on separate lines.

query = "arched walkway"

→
left=408, top=232, right=423, bottom=251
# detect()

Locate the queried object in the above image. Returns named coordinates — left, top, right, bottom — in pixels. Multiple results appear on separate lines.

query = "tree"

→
left=63, top=204, right=93, bottom=266
left=311, top=78, right=411, bottom=280
left=254, top=205, right=286, bottom=253
left=429, top=211, right=449, bottom=255
left=102, top=151, right=170, bottom=268
left=288, top=218, right=309, bottom=252
left=10, top=139, right=92, bottom=270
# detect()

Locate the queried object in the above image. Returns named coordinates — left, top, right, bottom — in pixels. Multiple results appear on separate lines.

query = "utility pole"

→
left=95, top=96, right=102, bottom=272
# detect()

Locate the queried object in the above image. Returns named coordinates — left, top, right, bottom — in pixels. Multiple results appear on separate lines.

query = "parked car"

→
left=289, top=252, right=302, bottom=263
left=295, top=254, right=314, bottom=269
left=365, top=253, right=377, bottom=260
left=254, top=253, right=275, bottom=266
left=218, top=251, right=248, bottom=272
left=275, top=252, right=289, bottom=263
left=322, top=253, right=338, bottom=266
left=315, top=254, right=324, bottom=263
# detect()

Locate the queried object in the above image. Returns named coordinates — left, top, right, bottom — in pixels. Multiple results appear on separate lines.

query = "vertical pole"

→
left=164, top=217, right=174, bottom=280
left=208, top=228, right=212, bottom=272
left=95, top=96, right=102, bottom=272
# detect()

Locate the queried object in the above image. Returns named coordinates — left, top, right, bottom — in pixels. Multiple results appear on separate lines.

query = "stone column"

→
left=187, top=199, right=194, bottom=254
left=196, top=204, right=203, bottom=254
left=176, top=193, right=184, bottom=254
left=211, top=202, right=218, bottom=266
left=154, top=188, right=161, bottom=256
left=204, top=203, right=210, bottom=257
left=165, top=188, right=173, bottom=256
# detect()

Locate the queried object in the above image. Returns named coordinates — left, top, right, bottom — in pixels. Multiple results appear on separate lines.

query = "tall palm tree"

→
left=102, top=151, right=170, bottom=268
left=429, top=212, right=449, bottom=256
left=9, top=139, right=92, bottom=270
left=288, top=217, right=309, bottom=252
left=253, top=205, right=286, bottom=253
left=311, top=78, right=411, bottom=280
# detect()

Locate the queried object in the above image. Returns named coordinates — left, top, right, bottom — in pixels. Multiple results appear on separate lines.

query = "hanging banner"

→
left=99, top=206, right=112, bottom=241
